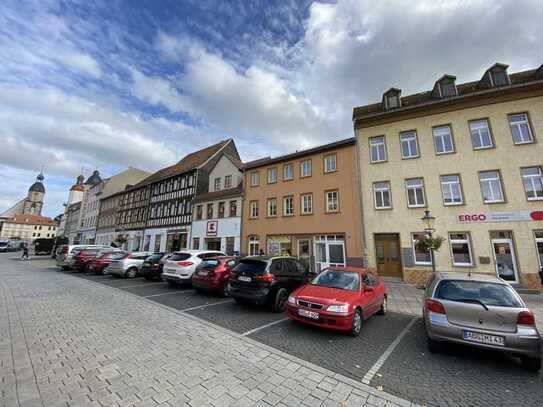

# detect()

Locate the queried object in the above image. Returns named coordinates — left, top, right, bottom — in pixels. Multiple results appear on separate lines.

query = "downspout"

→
left=353, top=119, right=369, bottom=267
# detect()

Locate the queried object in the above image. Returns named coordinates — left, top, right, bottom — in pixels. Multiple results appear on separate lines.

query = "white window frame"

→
left=449, top=232, right=474, bottom=267
left=508, top=113, right=534, bottom=144
left=369, top=136, right=387, bottom=163
left=521, top=166, right=543, bottom=201
left=300, top=160, right=312, bottom=177
left=267, top=167, right=277, bottom=184
left=301, top=193, right=313, bottom=214
left=213, top=177, right=221, bottom=191
left=325, top=190, right=339, bottom=213
left=248, top=236, right=260, bottom=256
left=432, top=125, right=455, bottom=154
left=283, top=196, right=294, bottom=216
left=267, top=198, right=277, bottom=217
left=440, top=174, right=463, bottom=206
left=405, top=178, right=425, bottom=208
left=250, top=171, right=260, bottom=187
left=400, top=131, right=419, bottom=159
left=479, top=170, right=505, bottom=203
left=535, top=231, right=543, bottom=269
left=373, top=181, right=392, bottom=209
left=283, top=164, right=294, bottom=181
left=411, top=232, right=432, bottom=265
left=249, top=201, right=259, bottom=218
left=224, top=175, right=232, bottom=189
left=469, top=119, right=493, bottom=150
left=324, top=153, right=337, bottom=173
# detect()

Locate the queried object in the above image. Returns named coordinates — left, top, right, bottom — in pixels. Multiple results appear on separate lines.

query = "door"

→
left=374, top=234, right=402, bottom=277
left=492, top=239, right=519, bottom=283
left=314, top=236, right=346, bottom=272
left=206, top=238, right=221, bottom=251
left=298, top=239, right=310, bottom=267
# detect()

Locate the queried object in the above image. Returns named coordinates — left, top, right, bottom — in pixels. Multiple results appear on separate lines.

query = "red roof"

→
left=7, top=214, right=56, bottom=226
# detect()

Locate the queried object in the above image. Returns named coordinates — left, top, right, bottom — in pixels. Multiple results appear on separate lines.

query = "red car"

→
left=192, top=256, right=238, bottom=297
left=287, top=267, right=388, bottom=336
left=88, top=251, right=126, bottom=275
left=72, top=248, right=102, bottom=272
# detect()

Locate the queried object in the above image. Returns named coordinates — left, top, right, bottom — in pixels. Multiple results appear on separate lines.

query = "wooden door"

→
left=374, top=234, right=402, bottom=277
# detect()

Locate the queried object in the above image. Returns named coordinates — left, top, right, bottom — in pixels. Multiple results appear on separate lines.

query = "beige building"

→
left=354, top=63, right=543, bottom=288
left=0, top=214, right=57, bottom=242
left=241, top=138, right=363, bottom=272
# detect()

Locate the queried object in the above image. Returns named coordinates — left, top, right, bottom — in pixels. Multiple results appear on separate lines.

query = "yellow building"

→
left=0, top=214, right=57, bottom=242
left=353, top=63, right=543, bottom=288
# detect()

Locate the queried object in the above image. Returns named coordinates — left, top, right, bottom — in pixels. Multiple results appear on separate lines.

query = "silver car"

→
left=422, top=271, right=541, bottom=372
left=105, top=252, right=154, bottom=278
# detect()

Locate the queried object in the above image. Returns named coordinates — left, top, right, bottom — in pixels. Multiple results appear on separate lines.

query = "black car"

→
left=141, top=253, right=166, bottom=280
left=228, top=256, right=315, bottom=312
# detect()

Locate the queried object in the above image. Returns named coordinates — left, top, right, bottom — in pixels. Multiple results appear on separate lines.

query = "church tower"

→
left=23, top=172, right=45, bottom=215
left=67, top=174, right=85, bottom=205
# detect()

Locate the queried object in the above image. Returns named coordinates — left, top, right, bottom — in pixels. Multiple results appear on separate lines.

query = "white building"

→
left=190, top=153, right=244, bottom=254
left=78, top=170, right=103, bottom=244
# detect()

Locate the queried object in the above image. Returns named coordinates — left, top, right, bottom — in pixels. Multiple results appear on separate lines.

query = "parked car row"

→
left=54, top=244, right=541, bottom=371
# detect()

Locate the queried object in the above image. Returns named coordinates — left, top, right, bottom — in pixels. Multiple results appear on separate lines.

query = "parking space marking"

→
left=114, top=282, right=165, bottom=289
left=361, top=316, right=417, bottom=385
left=144, top=290, right=194, bottom=298
left=241, top=317, right=290, bottom=336
left=179, top=299, right=232, bottom=312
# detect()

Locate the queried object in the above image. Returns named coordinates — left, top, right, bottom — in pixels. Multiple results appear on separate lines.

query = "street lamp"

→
left=421, top=209, right=436, bottom=274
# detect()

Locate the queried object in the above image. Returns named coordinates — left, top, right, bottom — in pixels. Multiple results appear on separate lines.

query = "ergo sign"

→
left=458, top=211, right=543, bottom=223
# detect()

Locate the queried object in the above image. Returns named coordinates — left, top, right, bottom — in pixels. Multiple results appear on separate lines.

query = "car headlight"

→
left=327, top=304, right=349, bottom=313
left=288, top=295, right=296, bottom=305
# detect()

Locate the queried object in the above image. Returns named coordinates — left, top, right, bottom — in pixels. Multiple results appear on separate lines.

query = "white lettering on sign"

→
left=206, top=221, right=218, bottom=236
left=457, top=211, right=543, bottom=223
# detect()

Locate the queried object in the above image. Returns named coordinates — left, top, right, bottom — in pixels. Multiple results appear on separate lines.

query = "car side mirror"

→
left=363, top=286, right=375, bottom=293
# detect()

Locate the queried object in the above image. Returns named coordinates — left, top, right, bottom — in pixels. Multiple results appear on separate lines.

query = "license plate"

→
left=463, top=330, right=505, bottom=346
left=298, top=309, right=319, bottom=320
left=197, top=270, right=208, bottom=276
left=238, top=276, right=251, bottom=282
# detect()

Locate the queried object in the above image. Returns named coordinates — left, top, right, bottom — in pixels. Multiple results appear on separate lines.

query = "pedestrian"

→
left=21, top=244, right=29, bottom=261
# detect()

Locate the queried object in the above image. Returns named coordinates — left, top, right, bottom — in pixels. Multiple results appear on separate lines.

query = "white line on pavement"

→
left=241, top=317, right=290, bottom=337
left=115, top=282, right=166, bottom=289
left=361, top=316, right=418, bottom=385
left=144, top=290, right=194, bottom=298
left=179, top=299, right=232, bottom=312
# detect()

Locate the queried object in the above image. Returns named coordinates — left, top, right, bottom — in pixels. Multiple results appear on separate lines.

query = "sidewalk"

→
left=0, top=257, right=417, bottom=407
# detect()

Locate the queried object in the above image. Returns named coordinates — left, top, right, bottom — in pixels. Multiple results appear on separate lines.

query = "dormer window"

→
left=479, top=63, right=510, bottom=88
left=433, top=75, right=457, bottom=98
left=492, top=69, right=508, bottom=86
left=382, top=88, right=401, bottom=110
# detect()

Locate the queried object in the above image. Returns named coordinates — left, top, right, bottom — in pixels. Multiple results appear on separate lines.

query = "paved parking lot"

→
left=3, top=255, right=543, bottom=407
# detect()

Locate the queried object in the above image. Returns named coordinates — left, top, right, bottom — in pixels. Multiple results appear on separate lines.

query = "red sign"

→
left=458, top=211, right=543, bottom=223
left=206, top=221, right=218, bottom=236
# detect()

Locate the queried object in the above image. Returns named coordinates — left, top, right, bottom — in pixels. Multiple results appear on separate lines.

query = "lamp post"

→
left=421, top=209, right=436, bottom=274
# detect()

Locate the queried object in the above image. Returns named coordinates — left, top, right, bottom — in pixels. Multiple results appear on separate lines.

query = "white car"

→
left=162, top=250, right=224, bottom=284
left=105, top=252, right=155, bottom=278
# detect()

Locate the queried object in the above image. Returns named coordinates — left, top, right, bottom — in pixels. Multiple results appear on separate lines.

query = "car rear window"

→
left=434, top=280, right=522, bottom=308
left=110, top=252, right=128, bottom=260
left=146, top=253, right=164, bottom=261
left=233, top=259, right=267, bottom=275
left=199, top=260, right=220, bottom=269
left=83, top=249, right=99, bottom=255
left=169, top=253, right=191, bottom=261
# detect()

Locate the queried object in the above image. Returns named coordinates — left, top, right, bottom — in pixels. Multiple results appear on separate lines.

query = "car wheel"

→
left=84, top=263, right=91, bottom=273
left=427, top=336, right=444, bottom=353
left=377, top=296, right=387, bottom=315
left=521, top=356, right=542, bottom=372
left=350, top=308, right=362, bottom=337
left=273, top=288, right=288, bottom=313
left=126, top=267, right=138, bottom=278
left=221, top=284, right=229, bottom=298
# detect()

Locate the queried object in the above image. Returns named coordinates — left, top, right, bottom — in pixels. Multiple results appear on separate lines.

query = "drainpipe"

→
left=353, top=121, right=369, bottom=268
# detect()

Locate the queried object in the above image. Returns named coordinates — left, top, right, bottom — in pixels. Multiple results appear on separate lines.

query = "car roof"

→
left=433, top=271, right=506, bottom=284
left=326, top=266, right=372, bottom=273
left=173, top=250, right=223, bottom=255
left=241, top=255, right=299, bottom=262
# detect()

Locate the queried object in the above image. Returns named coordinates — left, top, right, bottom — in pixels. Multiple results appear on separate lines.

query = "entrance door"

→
left=314, top=235, right=346, bottom=272
left=298, top=239, right=310, bottom=268
left=374, top=234, right=402, bottom=277
left=492, top=239, right=519, bottom=283
left=206, top=238, right=221, bottom=251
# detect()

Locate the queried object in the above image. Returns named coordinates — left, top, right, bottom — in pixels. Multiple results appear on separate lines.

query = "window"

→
left=206, top=203, right=214, bottom=219
left=250, top=171, right=260, bottom=186
left=192, top=238, right=200, bottom=250
left=369, top=136, right=387, bottom=162
left=325, top=190, right=339, bottom=212
left=386, top=94, right=399, bottom=109
left=373, top=182, right=391, bottom=209
left=469, top=119, right=493, bottom=149
left=283, top=196, right=294, bottom=216
left=433, top=125, right=455, bottom=154
left=224, top=175, right=232, bottom=189
left=229, top=200, right=237, bottom=217
left=300, top=160, right=312, bottom=177
left=324, top=154, right=337, bottom=173
left=411, top=233, right=432, bottom=265
left=535, top=231, right=543, bottom=269
left=267, top=198, right=277, bottom=217
left=249, top=201, right=259, bottom=218
left=508, top=113, right=534, bottom=144
left=479, top=170, right=504, bottom=203
left=301, top=193, right=313, bottom=214
left=522, top=167, right=543, bottom=200
left=405, top=178, right=425, bottom=208
left=248, top=236, right=260, bottom=256
left=218, top=202, right=225, bottom=218
left=449, top=232, right=473, bottom=266
left=440, top=175, right=463, bottom=205
left=267, top=167, right=277, bottom=184
left=440, top=81, right=457, bottom=97
left=400, top=131, right=419, bottom=159
left=283, top=164, right=294, bottom=181
left=492, top=70, right=509, bottom=86
left=214, top=177, right=221, bottom=191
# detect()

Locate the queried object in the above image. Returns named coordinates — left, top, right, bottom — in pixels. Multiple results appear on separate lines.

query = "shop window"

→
left=449, top=232, right=473, bottom=266
left=411, top=233, right=432, bottom=265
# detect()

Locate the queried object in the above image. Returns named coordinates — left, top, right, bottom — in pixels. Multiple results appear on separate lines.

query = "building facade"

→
left=190, top=153, right=243, bottom=254
left=0, top=214, right=57, bottom=243
left=79, top=172, right=103, bottom=244
left=64, top=202, right=82, bottom=244
left=241, top=138, right=364, bottom=272
left=353, top=63, right=543, bottom=288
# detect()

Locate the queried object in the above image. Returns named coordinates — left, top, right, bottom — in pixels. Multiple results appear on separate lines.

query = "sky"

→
left=0, top=0, right=542, bottom=217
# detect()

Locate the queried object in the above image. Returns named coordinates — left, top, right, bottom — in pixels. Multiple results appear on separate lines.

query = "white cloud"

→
left=58, top=52, right=102, bottom=78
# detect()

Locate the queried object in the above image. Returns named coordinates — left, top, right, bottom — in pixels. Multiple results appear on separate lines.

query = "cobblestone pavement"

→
left=0, top=255, right=416, bottom=407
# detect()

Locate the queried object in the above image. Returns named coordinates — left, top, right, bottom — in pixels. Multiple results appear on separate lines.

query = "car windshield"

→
left=434, top=280, right=523, bottom=308
left=169, top=253, right=191, bottom=261
left=233, top=259, right=267, bottom=275
left=311, top=269, right=360, bottom=291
